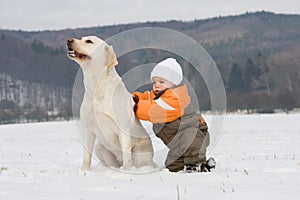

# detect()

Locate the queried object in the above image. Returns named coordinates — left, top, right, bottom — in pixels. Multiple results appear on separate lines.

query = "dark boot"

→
left=201, top=157, right=216, bottom=172
left=183, top=157, right=216, bottom=173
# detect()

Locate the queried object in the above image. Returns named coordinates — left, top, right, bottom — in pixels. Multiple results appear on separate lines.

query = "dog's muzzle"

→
left=66, top=38, right=87, bottom=59
left=67, top=38, right=75, bottom=57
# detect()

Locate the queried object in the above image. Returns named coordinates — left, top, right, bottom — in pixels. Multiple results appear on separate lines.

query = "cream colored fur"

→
left=67, top=36, right=154, bottom=172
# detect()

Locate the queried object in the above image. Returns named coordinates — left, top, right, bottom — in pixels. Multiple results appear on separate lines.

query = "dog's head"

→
left=66, top=36, right=118, bottom=68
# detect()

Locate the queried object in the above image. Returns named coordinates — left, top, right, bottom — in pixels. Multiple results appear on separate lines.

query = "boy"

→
left=133, top=58, right=215, bottom=172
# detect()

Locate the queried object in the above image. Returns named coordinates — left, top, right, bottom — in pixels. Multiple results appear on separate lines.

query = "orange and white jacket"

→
left=133, top=84, right=190, bottom=124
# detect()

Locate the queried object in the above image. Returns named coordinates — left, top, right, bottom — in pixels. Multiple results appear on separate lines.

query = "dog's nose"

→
left=67, top=38, right=74, bottom=44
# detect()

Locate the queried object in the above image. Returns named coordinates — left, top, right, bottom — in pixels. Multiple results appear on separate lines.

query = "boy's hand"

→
left=132, top=95, right=139, bottom=113
left=133, top=95, right=139, bottom=104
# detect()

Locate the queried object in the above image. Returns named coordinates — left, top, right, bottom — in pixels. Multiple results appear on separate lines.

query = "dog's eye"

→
left=85, top=40, right=93, bottom=44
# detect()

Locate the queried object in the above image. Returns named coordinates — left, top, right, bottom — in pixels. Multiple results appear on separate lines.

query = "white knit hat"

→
left=150, top=58, right=183, bottom=85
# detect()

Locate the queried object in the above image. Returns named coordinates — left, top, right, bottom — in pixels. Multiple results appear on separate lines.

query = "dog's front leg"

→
left=120, top=132, right=133, bottom=170
left=82, top=130, right=96, bottom=173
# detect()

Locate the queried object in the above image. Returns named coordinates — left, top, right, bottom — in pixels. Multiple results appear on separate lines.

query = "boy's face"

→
left=152, top=76, right=175, bottom=95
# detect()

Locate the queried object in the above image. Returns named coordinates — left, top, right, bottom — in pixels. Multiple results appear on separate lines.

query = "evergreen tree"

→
left=227, top=63, right=245, bottom=92
left=244, top=58, right=262, bottom=92
left=255, top=53, right=270, bottom=95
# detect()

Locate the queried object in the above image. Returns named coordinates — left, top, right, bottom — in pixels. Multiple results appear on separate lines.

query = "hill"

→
left=1, top=11, right=300, bottom=122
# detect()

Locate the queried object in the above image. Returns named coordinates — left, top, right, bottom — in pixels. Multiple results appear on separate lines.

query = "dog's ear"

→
left=105, top=45, right=118, bottom=68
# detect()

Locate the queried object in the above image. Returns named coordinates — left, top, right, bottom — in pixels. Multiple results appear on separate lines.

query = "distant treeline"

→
left=0, top=11, right=300, bottom=123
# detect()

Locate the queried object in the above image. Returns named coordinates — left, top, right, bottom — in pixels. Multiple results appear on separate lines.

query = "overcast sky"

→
left=1, top=0, right=300, bottom=31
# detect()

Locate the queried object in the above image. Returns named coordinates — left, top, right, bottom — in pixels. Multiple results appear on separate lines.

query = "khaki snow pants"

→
left=155, top=117, right=210, bottom=172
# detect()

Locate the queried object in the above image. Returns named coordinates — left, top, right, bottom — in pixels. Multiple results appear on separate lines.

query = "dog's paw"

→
left=81, top=167, right=90, bottom=176
left=120, top=164, right=133, bottom=171
left=82, top=171, right=88, bottom=176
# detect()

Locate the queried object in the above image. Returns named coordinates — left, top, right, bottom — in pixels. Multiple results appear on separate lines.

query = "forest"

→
left=0, top=11, right=300, bottom=123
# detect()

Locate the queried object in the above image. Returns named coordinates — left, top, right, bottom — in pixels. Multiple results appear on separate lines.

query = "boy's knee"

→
left=165, top=156, right=184, bottom=172
left=166, top=160, right=184, bottom=172
left=184, top=155, right=206, bottom=165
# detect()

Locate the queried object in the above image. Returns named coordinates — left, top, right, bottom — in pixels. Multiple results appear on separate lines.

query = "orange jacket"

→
left=133, top=84, right=191, bottom=123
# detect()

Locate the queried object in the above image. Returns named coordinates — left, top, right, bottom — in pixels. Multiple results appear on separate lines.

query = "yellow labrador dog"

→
left=67, top=36, right=154, bottom=172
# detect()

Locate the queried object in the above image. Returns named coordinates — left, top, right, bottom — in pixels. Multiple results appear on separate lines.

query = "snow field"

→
left=0, top=113, right=299, bottom=199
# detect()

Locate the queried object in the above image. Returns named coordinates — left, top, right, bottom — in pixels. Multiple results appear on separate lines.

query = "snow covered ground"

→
left=0, top=113, right=299, bottom=200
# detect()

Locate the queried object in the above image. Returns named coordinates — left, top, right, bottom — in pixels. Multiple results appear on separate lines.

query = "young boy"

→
left=133, top=58, right=214, bottom=173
